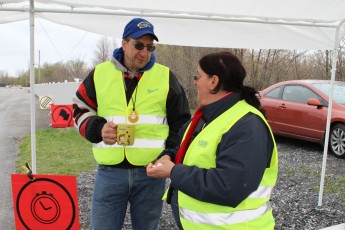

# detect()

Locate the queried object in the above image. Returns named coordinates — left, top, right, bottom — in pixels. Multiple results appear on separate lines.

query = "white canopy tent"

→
left=2, top=0, right=345, bottom=50
left=1, top=0, right=345, bottom=208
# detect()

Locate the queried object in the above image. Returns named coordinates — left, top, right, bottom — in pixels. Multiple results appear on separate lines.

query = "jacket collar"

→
left=201, top=92, right=242, bottom=124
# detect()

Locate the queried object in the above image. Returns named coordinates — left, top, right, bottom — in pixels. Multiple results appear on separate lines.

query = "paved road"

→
left=0, top=87, right=50, bottom=229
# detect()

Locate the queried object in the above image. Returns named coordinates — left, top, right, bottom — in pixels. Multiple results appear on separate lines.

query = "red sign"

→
left=11, top=174, right=80, bottom=230
left=50, top=104, right=74, bottom=128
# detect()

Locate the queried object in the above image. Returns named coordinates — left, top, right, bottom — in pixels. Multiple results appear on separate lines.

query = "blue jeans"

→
left=91, top=165, right=166, bottom=230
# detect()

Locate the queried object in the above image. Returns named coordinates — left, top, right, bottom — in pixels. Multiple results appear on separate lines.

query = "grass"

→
left=284, top=165, right=345, bottom=204
left=17, top=127, right=97, bottom=175
left=322, top=176, right=345, bottom=199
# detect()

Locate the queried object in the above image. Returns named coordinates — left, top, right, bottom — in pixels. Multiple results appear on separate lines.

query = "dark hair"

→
left=199, top=51, right=261, bottom=110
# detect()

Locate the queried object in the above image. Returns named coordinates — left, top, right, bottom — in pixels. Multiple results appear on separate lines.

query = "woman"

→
left=147, top=51, right=278, bottom=229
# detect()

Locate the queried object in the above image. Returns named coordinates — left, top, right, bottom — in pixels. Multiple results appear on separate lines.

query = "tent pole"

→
left=0, top=5, right=339, bottom=29
left=316, top=49, right=338, bottom=209
left=29, top=0, right=37, bottom=174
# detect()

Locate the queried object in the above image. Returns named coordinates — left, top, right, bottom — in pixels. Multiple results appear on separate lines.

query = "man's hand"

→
left=101, top=121, right=117, bottom=145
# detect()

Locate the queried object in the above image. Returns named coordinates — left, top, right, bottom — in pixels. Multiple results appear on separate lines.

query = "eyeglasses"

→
left=132, top=43, right=156, bottom=52
left=193, top=75, right=201, bottom=81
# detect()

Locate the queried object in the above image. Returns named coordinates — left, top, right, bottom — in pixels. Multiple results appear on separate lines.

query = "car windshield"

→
left=312, top=82, right=345, bottom=105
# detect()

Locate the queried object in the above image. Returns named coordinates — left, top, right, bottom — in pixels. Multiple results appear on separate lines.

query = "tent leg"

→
left=30, top=0, right=37, bottom=174
left=316, top=49, right=338, bottom=209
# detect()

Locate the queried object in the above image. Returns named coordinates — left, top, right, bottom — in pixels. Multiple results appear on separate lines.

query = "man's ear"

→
left=122, top=39, right=128, bottom=51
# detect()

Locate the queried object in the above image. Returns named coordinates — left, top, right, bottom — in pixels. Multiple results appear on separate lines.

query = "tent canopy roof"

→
left=2, top=0, right=345, bottom=50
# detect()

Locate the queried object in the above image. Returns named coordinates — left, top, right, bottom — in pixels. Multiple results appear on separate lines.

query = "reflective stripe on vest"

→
left=248, top=186, right=273, bottom=199
left=178, top=100, right=278, bottom=229
left=93, top=61, right=170, bottom=165
left=93, top=139, right=165, bottom=149
left=180, top=202, right=272, bottom=226
left=101, top=115, right=168, bottom=125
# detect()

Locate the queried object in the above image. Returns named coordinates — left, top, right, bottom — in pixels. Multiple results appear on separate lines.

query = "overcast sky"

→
left=0, top=19, right=107, bottom=77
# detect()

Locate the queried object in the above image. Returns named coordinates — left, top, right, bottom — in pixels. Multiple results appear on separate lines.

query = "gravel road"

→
left=0, top=87, right=50, bottom=229
left=0, top=87, right=30, bottom=228
left=77, top=137, right=345, bottom=230
left=1, top=87, right=344, bottom=229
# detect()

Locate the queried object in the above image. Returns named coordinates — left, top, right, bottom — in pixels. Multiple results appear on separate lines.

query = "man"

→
left=73, top=18, right=191, bottom=230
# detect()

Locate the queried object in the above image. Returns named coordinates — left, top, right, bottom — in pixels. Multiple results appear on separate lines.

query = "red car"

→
left=259, top=79, right=345, bottom=158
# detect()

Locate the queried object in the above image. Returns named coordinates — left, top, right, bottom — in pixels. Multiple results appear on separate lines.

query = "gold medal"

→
left=128, top=110, right=139, bottom=123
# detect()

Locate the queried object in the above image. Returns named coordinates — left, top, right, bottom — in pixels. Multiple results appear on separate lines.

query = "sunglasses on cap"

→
left=131, top=42, right=156, bottom=52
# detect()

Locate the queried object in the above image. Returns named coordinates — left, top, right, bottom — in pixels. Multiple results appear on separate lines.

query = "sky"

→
left=0, top=19, right=108, bottom=77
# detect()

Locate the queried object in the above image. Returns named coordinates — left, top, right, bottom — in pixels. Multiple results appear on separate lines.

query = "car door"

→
left=277, top=84, right=325, bottom=141
left=260, top=86, right=285, bottom=133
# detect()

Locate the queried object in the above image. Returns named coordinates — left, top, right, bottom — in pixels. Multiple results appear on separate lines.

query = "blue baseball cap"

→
left=122, top=18, right=159, bottom=41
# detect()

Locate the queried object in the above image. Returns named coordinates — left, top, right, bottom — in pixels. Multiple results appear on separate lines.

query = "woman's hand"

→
left=147, top=156, right=175, bottom=178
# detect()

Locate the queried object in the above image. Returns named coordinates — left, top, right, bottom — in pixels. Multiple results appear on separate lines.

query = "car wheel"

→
left=329, top=124, right=345, bottom=158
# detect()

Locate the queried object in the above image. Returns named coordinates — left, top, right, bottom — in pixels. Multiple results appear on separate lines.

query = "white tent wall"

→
left=1, top=0, right=345, bottom=209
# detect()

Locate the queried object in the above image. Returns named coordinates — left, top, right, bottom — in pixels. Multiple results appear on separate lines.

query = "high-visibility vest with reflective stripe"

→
left=178, top=100, right=278, bottom=229
left=92, top=61, right=170, bottom=165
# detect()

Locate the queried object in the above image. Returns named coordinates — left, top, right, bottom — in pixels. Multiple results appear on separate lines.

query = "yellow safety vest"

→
left=178, top=100, right=278, bottom=229
left=92, top=61, right=170, bottom=165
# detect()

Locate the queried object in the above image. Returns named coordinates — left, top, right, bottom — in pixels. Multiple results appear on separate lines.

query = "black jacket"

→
left=163, top=92, right=274, bottom=210
left=73, top=61, right=191, bottom=168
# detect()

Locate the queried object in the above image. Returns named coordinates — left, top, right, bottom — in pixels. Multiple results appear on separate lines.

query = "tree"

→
left=65, top=59, right=88, bottom=81
left=92, top=36, right=115, bottom=66
left=336, top=37, right=345, bottom=81
left=0, top=71, right=9, bottom=86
